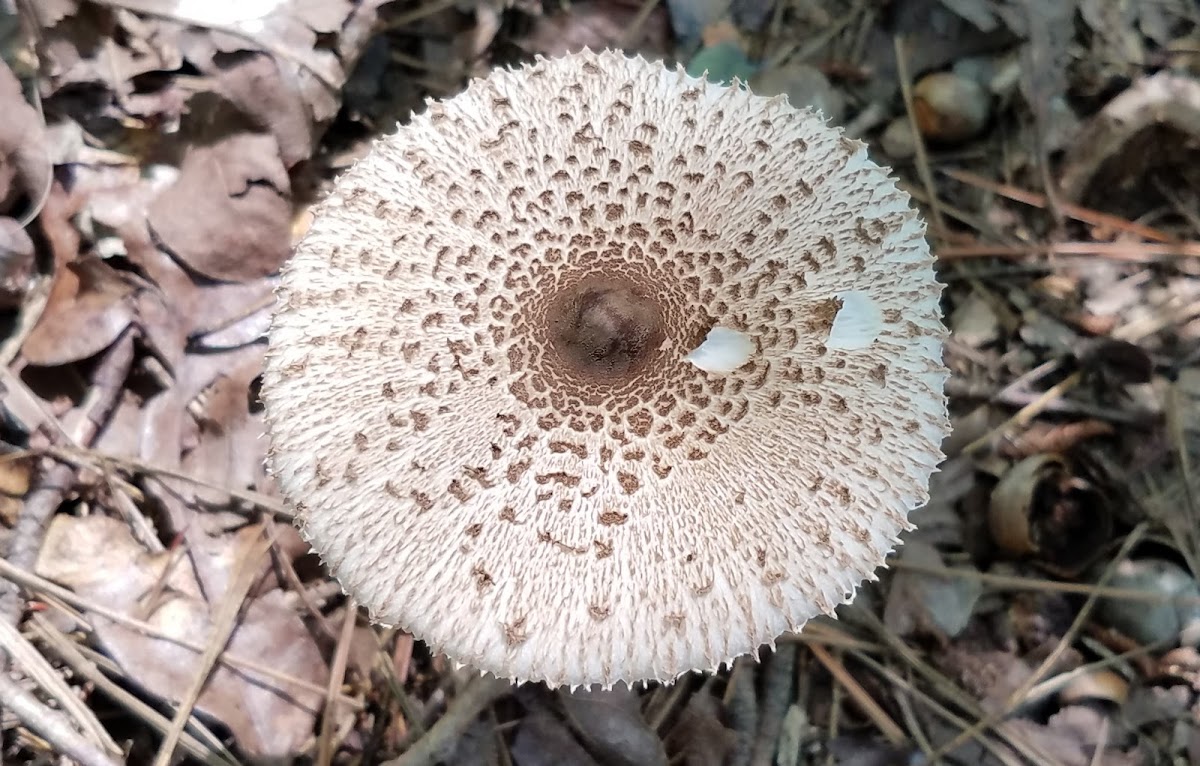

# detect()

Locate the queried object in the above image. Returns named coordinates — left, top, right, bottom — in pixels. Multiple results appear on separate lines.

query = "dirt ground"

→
left=2, top=0, right=1200, bottom=764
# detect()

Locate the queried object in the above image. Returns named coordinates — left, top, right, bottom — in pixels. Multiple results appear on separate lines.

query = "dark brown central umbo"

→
left=547, top=278, right=666, bottom=379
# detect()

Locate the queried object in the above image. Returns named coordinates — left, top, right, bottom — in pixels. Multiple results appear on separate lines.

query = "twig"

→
left=891, top=673, right=935, bottom=763
left=889, top=559, right=1200, bottom=606
left=151, top=532, right=274, bottom=766
left=0, top=555, right=358, bottom=706
left=0, top=354, right=136, bottom=754
left=0, top=673, right=121, bottom=766
left=960, top=371, right=1083, bottom=455
left=808, top=642, right=906, bottom=746
left=382, top=0, right=461, bottom=29
left=28, top=614, right=239, bottom=766
left=265, top=515, right=340, bottom=640
left=50, top=445, right=289, bottom=518
left=941, top=168, right=1175, bottom=243
left=851, top=608, right=1055, bottom=765
left=0, top=619, right=119, bottom=754
left=381, top=675, right=512, bottom=766
left=751, top=644, right=796, bottom=766
left=1, top=331, right=135, bottom=625
left=893, top=34, right=945, bottom=239
left=317, top=603, right=359, bottom=766
left=853, top=652, right=1024, bottom=766
left=928, top=523, right=1148, bottom=760
left=938, top=240, right=1200, bottom=261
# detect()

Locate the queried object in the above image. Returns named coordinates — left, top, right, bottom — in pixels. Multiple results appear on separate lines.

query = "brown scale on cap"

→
left=262, top=49, right=950, bottom=688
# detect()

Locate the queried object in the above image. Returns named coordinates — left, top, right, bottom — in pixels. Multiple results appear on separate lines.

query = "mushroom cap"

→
left=262, top=49, right=950, bottom=688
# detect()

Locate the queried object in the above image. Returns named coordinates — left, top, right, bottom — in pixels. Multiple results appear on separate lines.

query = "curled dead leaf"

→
left=147, top=133, right=292, bottom=282
left=1057, top=669, right=1129, bottom=707
left=988, top=453, right=1112, bottom=577
left=23, top=257, right=138, bottom=366
left=1060, top=71, right=1200, bottom=218
left=0, top=217, right=35, bottom=310
left=0, top=60, right=50, bottom=217
left=35, top=515, right=327, bottom=758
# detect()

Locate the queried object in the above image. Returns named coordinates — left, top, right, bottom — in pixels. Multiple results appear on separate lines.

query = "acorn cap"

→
left=262, top=49, right=950, bottom=688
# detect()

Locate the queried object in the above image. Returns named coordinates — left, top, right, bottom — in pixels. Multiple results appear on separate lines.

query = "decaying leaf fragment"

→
left=147, top=132, right=292, bottom=282
left=34, top=514, right=328, bottom=758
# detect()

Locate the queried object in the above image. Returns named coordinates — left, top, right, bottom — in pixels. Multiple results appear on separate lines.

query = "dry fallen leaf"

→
left=35, top=515, right=328, bottom=758
left=147, top=132, right=292, bottom=282
left=209, top=51, right=314, bottom=168
left=511, top=710, right=599, bottom=766
left=23, top=257, right=139, bottom=366
left=662, top=688, right=736, bottom=766
left=0, top=59, right=50, bottom=216
left=560, top=688, right=668, bottom=766
left=0, top=216, right=35, bottom=309
left=883, top=538, right=983, bottom=640
left=516, top=0, right=670, bottom=59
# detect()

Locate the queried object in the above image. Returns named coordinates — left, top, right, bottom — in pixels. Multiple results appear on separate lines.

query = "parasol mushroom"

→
left=262, top=49, right=950, bottom=689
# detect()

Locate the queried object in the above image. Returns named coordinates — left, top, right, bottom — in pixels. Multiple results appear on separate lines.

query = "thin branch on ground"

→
left=28, top=614, right=240, bottom=766
left=0, top=331, right=136, bottom=625
left=151, top=533, right=274, bottom=766
left=317, top=603, right=359, bottom=766
left=808, top=642, right=906, bottom=746
left=381, top=674, right=512, bottom=766
left=0, top=673, right=122, bottom=766
left=928, top=523, right=1149, bottom=760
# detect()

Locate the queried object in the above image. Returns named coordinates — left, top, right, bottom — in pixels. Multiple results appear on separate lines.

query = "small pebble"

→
left=879, top=117, right=917, bottom=159
left=913, top=70, right=991, bottom=143
left=751, top=62, right=845, bottom=124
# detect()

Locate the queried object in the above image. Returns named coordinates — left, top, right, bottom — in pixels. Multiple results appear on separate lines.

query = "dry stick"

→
left=0, top=555, right=358, bottom=707
left=381, top=675, right=512, bottom=766
left=0, top=334, right=135, bottom=764
left=889, top=559, right=1200, bottom=606
left=1023, top=641, right=1162, bottom=705
left=928, top=523, right=1149, bottom=760
left=0, top=332, right=135, bottom=623
left=265, top=515, right=341, bottom=641
left=892, top=34, right=945, bottom=239
left=807, top=642, right=906, bottom=746
left=615, top=0, right=661, bottom=49
left=0, top=674, right=120, bottom=766
left=938, top=240, right=1200, bottom=261
left=939, top=168, right=1175, bottom=243
left=890, top=678, right=935, bottom=763
left=367, top=629, right=425, bottom=742
left=848, top=608, right=1055, bottom=764
left=151, top=534, right=274, bottom=766
left=382, top=0, right=461, bottom=29
left=851, top=653, right=1024, bottom=766
left=28, top=615, right=239, bottom=766
left=0, top=620, right=119, bottom=754
left=960, top=370, right=1083, bottom=456
left=317, top=603, right=359, bottom=766
left=751, top=644, right=796, bottom=766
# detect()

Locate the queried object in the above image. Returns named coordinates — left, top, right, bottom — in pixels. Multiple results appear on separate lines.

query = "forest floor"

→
left=2, top=0, right=1200, bottom=764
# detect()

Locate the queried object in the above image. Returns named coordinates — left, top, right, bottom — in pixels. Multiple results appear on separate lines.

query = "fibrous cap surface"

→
left=262, top=49, right=951, bottom=688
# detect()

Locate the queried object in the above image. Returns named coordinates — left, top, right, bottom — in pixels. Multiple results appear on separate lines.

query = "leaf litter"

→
left=3, top=0, right=1200, bottom=764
